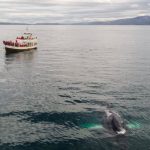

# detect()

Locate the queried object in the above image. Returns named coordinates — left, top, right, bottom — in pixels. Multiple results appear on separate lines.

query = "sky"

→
left=0, top=0, right=150, bottom=23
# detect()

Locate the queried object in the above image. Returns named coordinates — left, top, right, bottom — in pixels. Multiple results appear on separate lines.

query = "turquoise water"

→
left=0, top=25, right=150, bottom=150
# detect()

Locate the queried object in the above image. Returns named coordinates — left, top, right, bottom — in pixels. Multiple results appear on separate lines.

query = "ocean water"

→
left=0, top=25, right=150, bottom=150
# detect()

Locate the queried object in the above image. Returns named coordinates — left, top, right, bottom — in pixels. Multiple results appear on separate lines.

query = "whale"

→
left=104, top=110, right=126, bottom=135
left=80, top=110, right=141, bottom=133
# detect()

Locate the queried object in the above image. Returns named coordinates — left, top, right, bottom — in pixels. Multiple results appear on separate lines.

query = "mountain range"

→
left=80, top=16, right=150, bottom=25
left=1, top=16, right=150, bottom=25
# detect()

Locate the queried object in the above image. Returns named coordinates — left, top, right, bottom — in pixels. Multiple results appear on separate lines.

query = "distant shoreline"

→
left=1, top=16, right=150, bottom=25
left=0, top=24, right=150, bottom=25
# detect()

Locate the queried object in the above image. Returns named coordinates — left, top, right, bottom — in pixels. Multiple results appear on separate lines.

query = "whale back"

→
left=104, top=110, right=124, bottom=133
left=111, top=114, right=122, bottom=132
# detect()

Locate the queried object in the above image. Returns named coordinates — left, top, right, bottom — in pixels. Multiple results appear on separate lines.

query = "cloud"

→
left=130, top=4, right=139, bottom=8
left=0, top=0, right=150, bottom=23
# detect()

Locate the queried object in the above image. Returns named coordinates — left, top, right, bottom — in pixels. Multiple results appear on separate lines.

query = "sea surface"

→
left=0, top=25, right=150, bottom=150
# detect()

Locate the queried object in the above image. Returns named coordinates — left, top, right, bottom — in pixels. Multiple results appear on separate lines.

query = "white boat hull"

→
left=5, top=45, right=37, bottom=54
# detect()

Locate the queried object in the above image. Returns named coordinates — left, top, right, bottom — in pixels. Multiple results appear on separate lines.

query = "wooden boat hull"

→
left=5, top=46, right=37, bottom=54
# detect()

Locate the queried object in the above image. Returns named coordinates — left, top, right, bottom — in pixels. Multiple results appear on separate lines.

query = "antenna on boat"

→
left=26, top=26, right=29, bottom=32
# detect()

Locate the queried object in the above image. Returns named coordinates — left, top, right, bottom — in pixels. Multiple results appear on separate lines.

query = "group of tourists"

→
left=3, top=40, right=28, bottom=47
left=16, top=36, right=35, bottom=40
left=3, top=33, right=37, bottom=49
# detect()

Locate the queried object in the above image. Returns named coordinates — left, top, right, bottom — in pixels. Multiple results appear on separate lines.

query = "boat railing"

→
left=3, top=40, right=37, bottom=47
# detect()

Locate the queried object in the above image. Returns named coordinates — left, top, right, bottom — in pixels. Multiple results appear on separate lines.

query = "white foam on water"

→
left=116, top=128, right=126, bottom=135
left=89, top=125, right=103, bottom=129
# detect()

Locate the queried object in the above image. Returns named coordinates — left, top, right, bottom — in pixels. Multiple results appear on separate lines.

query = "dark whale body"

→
left=104, top=110, right=126, bottom=134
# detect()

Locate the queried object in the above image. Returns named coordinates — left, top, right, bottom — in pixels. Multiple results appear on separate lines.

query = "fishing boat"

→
left=3, top=33, right=37, bottom=54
